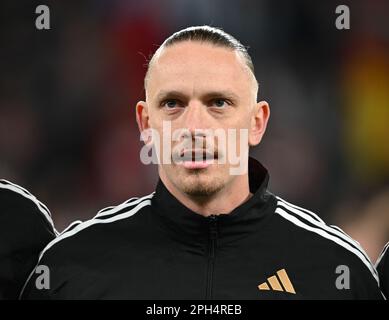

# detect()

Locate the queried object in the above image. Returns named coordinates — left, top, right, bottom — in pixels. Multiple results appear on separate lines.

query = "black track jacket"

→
left=0, top=180, right=56, bottom=299
left=21, top=158, right=383, bottom=299
left=376, top=242, right=389, bottom=299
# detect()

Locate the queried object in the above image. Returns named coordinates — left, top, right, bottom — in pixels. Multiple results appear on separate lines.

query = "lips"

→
left=172, top=149, right=217, bottom=169
left=180, top=149, right=216, bottom=161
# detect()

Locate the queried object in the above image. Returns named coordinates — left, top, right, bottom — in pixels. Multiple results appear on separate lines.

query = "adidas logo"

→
left=257, top=269, right=296, bottom=294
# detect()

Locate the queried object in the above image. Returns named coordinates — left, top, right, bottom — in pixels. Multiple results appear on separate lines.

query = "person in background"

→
left=0, top=179, right=57, bottom=299
left=376, top=242, right=389, bottom=299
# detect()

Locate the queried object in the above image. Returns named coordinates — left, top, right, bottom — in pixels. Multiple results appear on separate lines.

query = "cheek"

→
left=225, top=108, right=251, bottom=126
left=223, top=116, right=251, bottom=138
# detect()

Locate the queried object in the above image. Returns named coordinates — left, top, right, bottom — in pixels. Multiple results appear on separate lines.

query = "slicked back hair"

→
left=145, top=25, right=257, bottom=89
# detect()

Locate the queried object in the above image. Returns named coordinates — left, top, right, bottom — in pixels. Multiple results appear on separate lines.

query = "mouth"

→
left=173, top=149, right=217, bottom=169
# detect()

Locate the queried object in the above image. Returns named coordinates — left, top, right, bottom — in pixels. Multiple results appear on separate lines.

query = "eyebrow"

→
left=155, top=90, right=188, bottom=102
left=155, top=90, right=240, bottom=103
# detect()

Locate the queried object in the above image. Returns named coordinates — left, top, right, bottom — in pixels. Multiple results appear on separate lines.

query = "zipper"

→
left=205, top=214, right=218, bottom=299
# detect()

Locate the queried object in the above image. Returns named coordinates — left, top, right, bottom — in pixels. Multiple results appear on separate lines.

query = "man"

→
left=21, top=26, right=383, bottom=299
left=0, top=179, right=57, bottom=299
left=376, top=242, right=389, bottom=299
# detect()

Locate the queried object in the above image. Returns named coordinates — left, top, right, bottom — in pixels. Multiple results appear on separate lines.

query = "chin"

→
left=178, top=173, right=225, bottom=197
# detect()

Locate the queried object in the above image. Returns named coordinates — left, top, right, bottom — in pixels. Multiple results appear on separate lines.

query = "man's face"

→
left=137, top=41, right=268, bottom=197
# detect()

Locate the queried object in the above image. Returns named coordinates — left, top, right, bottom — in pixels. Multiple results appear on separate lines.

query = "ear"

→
left=136, top=101, right=151, bottom=144
left=248, top=100, right=270, bottom=146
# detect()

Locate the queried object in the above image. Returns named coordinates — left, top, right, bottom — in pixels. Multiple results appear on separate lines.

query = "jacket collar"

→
left=151, top=157, right=273, bottom=244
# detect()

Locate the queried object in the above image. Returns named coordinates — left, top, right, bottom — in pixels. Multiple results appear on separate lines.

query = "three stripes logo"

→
left=257, top=269, right=296, bottom=294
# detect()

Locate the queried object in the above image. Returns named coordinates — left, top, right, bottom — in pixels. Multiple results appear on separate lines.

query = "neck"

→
left=159, top=170, right=251, bottom=217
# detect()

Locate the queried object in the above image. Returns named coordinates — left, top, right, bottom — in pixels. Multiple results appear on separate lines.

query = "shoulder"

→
left=37, top=191, right=155, bottom=262
left=273, top=195, right=380, bottom=286
left=19, top=191, right=155, bottom=299
left=0, top=179, right=57, bottom=299
left=0, top=179, right=57, bottom=235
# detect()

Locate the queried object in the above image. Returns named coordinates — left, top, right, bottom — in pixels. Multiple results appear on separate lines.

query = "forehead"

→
left=146, top=41, right=253, bottom=99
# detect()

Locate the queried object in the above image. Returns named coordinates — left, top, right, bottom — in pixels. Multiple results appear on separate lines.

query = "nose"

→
left=178, top=100, right=215, bottom=152
left=183, top=100, right=207, bottom=135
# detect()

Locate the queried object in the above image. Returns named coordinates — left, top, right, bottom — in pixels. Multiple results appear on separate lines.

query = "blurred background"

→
left=0, top=0, right=388, bottom=261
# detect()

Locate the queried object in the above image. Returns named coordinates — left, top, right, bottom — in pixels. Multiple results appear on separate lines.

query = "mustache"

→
left=170, top=136, right=223, bottom=162
left=172, top=148, right=219, bottom=162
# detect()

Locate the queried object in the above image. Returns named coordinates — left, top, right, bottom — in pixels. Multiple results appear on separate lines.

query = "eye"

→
left=211, top=99, right=229, bottom=108
left=162, top=99, right=180, bottom=109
